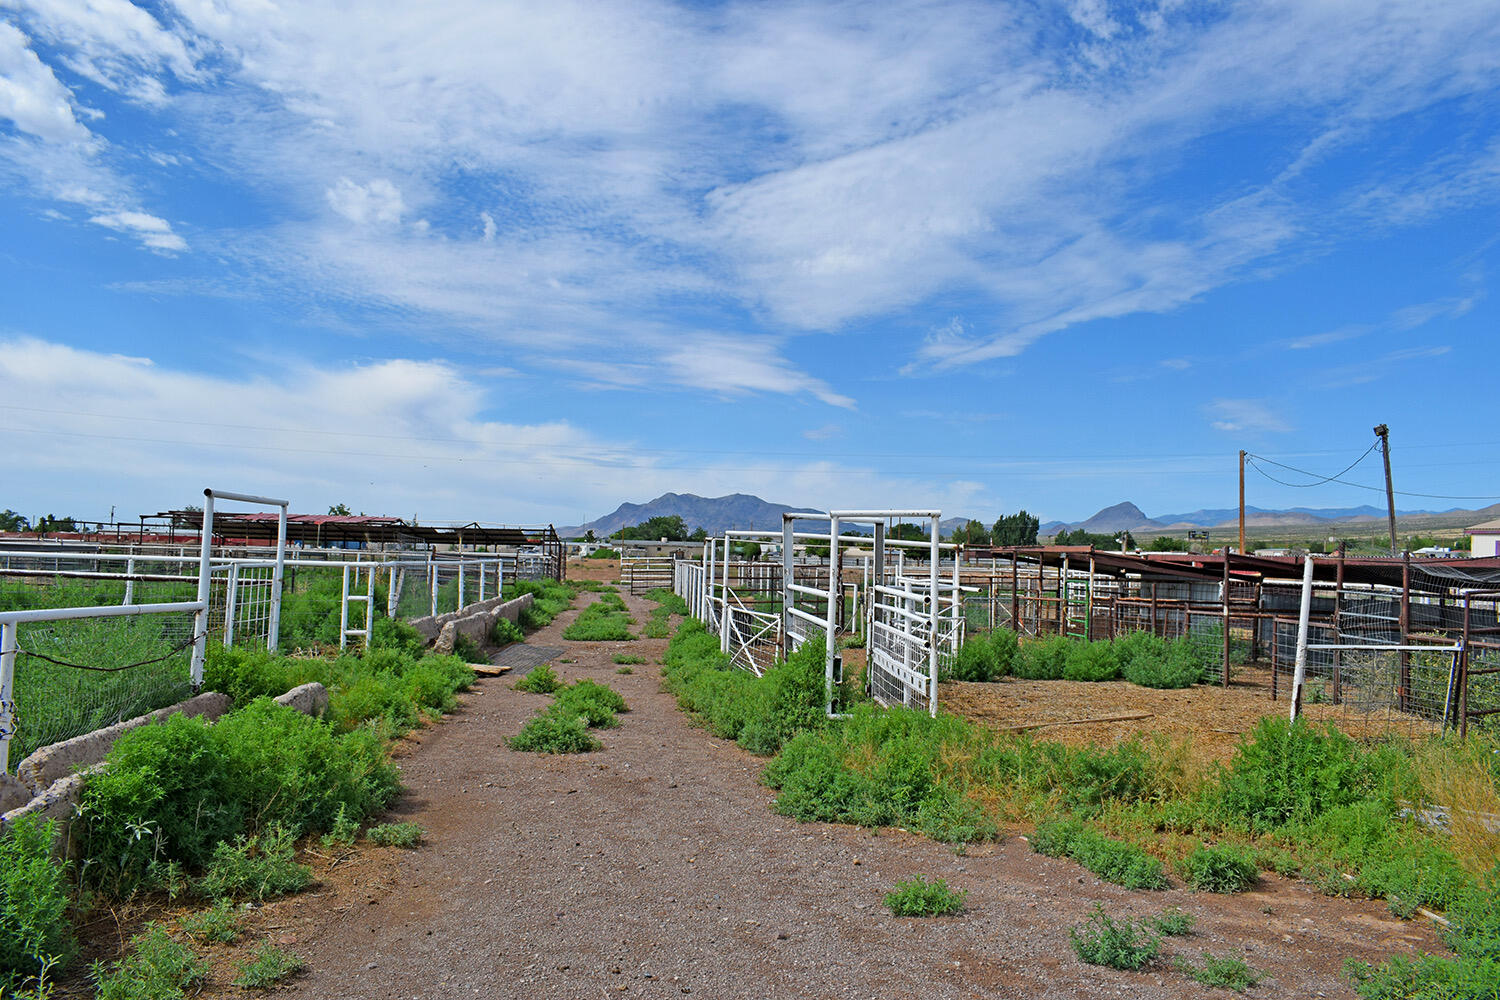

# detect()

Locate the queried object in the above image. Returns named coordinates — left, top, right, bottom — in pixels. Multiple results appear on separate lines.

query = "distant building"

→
left=1466, top=518, right=1500, bottom=558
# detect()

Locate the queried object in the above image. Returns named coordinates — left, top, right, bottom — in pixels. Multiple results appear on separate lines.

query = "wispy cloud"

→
left=1207, top=399, right=1291, bottom=435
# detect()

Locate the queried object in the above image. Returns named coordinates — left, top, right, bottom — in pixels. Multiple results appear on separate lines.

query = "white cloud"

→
left=0, top=20, right=93, bottom=143
left=1207, top=399, right=1291, bottom=435
left=0, top=336, right=974, bottom=523
left=7, top=0, right=1500, bottom=370
left=89, top=208, right=186, bottom=251
left=325, top=178, right=405, bottom=226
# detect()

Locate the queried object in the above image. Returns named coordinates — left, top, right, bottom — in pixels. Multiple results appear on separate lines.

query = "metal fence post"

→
left=1291, top=556, right=1315, bottom=721
left=0, top=621, right=16, bottom=773
left=269, top=504, right=287, bottom=652
left=190, top=490, right=215, bottom=691
left=223, top=562, right=240, bottom=648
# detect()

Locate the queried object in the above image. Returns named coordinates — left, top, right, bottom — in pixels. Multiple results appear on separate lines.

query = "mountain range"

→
left=560, top=493, right=1495, bottom=540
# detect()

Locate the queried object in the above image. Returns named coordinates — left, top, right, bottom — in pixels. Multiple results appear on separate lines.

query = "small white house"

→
left=1466, top=518, right=1500, bottom=558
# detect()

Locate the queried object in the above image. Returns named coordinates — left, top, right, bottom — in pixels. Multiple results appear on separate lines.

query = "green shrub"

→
left=509, top=714, right=600, bottom=753
left=561, top=599, right=635, bottom=641
left=588, top=547, right=619, bottom=559
left=515, top=663, right=561, bottom=694
left=616, top=666, right=633, bottom=674
left=491, top=618, right=524, bottom=646
left=1030, top=820, right=1169, bottom=890
left=0, top=817, right=74, bottom=991
left=1114, top=630, right=1167, bottom=675
left=232, top=942, right=303, bottom=988
left=765, top=704, right=997, bottom=843
left=1064, top=641, right=1120, bottom=682
left=1012, top=637, right=1071, bottom=679
left=92, top=924, right=206, bottom=1000
left=1123, top=639, right=1202, bottom=688
left=1069, top=904, right=1160, bottom=970
left=989, top=629, right=1019, bottom=676
left=179, top=899, right=240, bottom=944
left=1216, top=717, right=1371, bottom=829
left=195, top=826, right=312, bottom=901
left=949, top=637, right=1000, bottom=682
left=552, top=681, right=626, bottom=728
left=1174, top=952, right=1264, bottom=991
left=366, top=822, right=423, bottom=848
left=884, top=875, right=967, bottom=916
left=1183, top=845, right=1259, bottom=893
left=612, top=653, right=645, bottom=665
left=371, top=617, right=426, bottom=656
left=452, top=632, right=484, bottom=663
left=77, top=700, right=398, bottom=891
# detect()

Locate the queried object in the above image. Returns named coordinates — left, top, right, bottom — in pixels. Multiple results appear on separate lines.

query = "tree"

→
left=1147, top=536, right=1189, bottom=552
left=888, top=522, right=930, bottom=542
left=952, top=519, right=990, bottom=546
left=584, top=529, right=596, bottom=543
left=1054, top=528, right=1132, bottom=549
left=614, top=515, right=690, bottom=541
left=991, top=510, right=1040, bottom=547
left=0, top=509, right=29, bottom=532
left=33, top=513, right=77, bottom=533
left=328, top=503, right=352, bottom=516
left=688, top=527, right=708, bottom=543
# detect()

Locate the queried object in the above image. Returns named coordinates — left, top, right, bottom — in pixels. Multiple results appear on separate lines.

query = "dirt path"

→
left=266, top=589, right=1439, bottom=999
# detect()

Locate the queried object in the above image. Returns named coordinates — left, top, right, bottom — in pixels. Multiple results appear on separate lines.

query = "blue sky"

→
left=2, top=0, right=1497, bottom=528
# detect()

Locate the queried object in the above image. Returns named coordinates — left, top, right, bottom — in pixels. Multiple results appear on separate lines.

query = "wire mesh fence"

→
left=8, top=611, right=197, bottom=766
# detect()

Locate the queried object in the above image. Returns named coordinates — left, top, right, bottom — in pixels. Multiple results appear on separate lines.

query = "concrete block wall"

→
left=0, top=683, right=328, bottom=850
left=428, top=594, right=534, bottom=656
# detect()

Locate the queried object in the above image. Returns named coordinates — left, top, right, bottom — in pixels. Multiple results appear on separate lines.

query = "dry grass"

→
left=1414, top=736, right=1500, bottom=875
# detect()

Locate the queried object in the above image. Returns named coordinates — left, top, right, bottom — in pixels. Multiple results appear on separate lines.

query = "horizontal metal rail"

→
left=0, top=599, right=206, bottom=625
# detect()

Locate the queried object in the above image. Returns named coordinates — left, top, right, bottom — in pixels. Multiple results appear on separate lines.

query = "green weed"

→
left=452, top=632, right=484, bottom=662
left=1183, top=845, right=1259, bottom=893
left=561, top=596, right=635, bottom=641
left=0, top=818, right=74, bottom=992
left=1174, top=952, right=1264, bottom=991
left=319, top=803, right=361, bottom=850
left=77, top=699, right=398, bottom=894
left=367, top=822, right=424, bottom=848
left=232, top=942, right=303, bottom=988
left=615, top=666, right=633, bottom=674
left=515, top=663, right=561, bottom=694
left=91, top=924, right=206, bottom=1000
left=178, top=899, right=240, bottom=944
left=612, top=654, right=646, bottom=665
left=195, top=826, right=312, bottom=901
left=644, top=589, right=690, bottom=616
left=1069, top=904, right=1160, bottom=970
left=1064, top=641, right=1121, bottom=682
left=508, top=714, right=600, bottom=754
left=1150, top=908, right=1196, bottom=936
left=884, top=876, right=968, bottom=916
left=948, top=637, right=1000, bottom=682
left=1012, top=637, right=1071, bottom=680
left=1031, top=820, right=1169, bottom=890
left=553, top=680, right=628, bottom=728
left=490, top=618, right=524, bottom=647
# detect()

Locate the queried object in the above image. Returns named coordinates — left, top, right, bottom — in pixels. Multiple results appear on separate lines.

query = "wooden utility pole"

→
left=1374, top=424, right=1397, bottom=555
left=1238, top=449, right=1246, bottom=555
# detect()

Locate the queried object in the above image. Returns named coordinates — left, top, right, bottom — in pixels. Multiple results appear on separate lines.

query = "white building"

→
left=1466, top=518, right=1500, bottom=558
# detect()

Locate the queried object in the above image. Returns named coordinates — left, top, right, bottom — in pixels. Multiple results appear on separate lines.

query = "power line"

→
left=1245, top=443, right=1378, bottom=487
left=1245, top=452, right=1500, bottom=502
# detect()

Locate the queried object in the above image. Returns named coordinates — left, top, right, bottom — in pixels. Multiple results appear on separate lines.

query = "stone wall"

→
left=417, top=594, right=535, bottom=656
